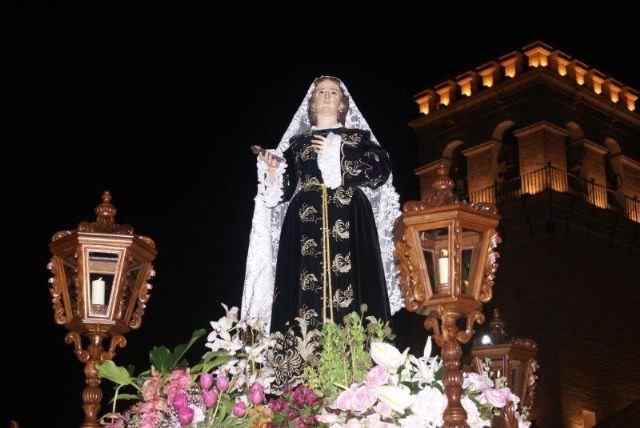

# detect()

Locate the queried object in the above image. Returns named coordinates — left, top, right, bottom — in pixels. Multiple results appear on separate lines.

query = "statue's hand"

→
left=259, top=151, right=281, bottom=184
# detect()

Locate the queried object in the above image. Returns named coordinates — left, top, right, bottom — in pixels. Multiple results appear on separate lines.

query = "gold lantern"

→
left=395, top=165, right=500, bottom=427
left=48, top=191, right=157, bottom=427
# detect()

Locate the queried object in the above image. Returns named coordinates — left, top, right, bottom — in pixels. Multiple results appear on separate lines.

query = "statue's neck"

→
left=316, top=115, right=339, bottom=128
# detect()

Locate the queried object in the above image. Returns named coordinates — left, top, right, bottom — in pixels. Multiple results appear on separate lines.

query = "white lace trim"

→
left=317, top=132, right=342, bottom=189
left=257, top=150, right=287, bottom=208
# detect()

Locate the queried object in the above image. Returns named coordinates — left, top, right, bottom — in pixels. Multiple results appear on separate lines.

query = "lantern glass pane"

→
left=63, top=259, right=79, bottom=317
left=460, top=229, right=482, bottom=295
left=419, top=227, right=450, bottom=295
left=119, top=259, right=144, bottom=318
left=87, top=251, right=120, bottom=317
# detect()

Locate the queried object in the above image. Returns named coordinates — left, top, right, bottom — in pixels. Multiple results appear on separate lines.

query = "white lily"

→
left=370, top=342, right=409, bottom=371
left=424, top=335, right=432, bottom=359
left=376, top=385, right=414, bottom=414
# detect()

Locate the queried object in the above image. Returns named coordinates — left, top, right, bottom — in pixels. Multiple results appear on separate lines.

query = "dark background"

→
left=6, top=3, right=639, bottom=426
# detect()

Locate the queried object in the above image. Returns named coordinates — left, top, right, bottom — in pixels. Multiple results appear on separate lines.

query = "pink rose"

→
left=177, top=405, right=194, bottom=425
left=232, top=400, right=247, bottom=417
left=199, top=373, right=214, bottom=391
left=335, top=389, right=354, bottom=411
left=366, top=365, right=389, bottom=388
left=463, top=372, right=493, bottom=392
left=203, top=390, right=219, bottom=408
left=481, top=387, right=510, bottom=408
left=374, top=401, right=393, bottom=418
left=351, top=386, right=377, bottom=413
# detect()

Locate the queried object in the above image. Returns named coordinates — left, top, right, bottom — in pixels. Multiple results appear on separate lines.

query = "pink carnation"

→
left=136, top=397, right=168, bottom=414
left=163, top=369, right=193, bottom=402
left=139, top=409, right=162, bottom=428
left=141, top=370, right=162, bottom=401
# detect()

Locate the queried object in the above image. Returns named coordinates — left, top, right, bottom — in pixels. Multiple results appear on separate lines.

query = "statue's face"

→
left=311, top=79, right=343, bottom=119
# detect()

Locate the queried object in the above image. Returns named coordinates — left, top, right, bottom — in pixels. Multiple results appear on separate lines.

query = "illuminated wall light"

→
left=592, top=75, right=604, bottom=95
left=458, top=77, right=473, bottom=96
left=416, top=94, right=433, bottom=115
left=539, top=55, right=549, bottom=67
left=575, top=67, right=587, bottom=85
left=481, top=73, right=493, bottom=88
left=437, top=90, right=450, bottom=106
left=500, top=52, right=521, bottom=79
left=524, top=46, right=551, bottom=68
left=625, top=93, right=637, bottom=111
left=477, top=63, right=498, bottom=88
left=556, top=57, right=570, bottom=77
left=503, top=60, right=517, bottom=78
left=434, top=81, right=455, bottom=108
left=609, top=85, right=621, bottom=103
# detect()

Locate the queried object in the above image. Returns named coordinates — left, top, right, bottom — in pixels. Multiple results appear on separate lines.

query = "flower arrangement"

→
left=97, top=304, right=530, bottom=427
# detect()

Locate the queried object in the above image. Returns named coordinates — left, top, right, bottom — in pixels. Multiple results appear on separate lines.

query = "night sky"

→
left=7, top=3, right=639, bottom=426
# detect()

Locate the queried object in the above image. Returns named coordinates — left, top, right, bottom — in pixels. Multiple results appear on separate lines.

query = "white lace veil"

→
left=241, top=76, right=403, bottom=332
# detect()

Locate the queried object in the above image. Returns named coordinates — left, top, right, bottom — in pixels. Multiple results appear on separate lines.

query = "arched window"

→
left=566, top=122, right=585, bottom=176
left=604, top=138, right=623, bottom=190
left=498, top=129, right=520, bottom=182
left=443, top=141, right=467, bottom=194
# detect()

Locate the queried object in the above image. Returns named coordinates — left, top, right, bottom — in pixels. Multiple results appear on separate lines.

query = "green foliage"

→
left=191, top=352, right=233, bottom=374
left=97, top=329, right=207, bottom=421
left=317, top=321, right=350, bottom=401
left=96, top=360, right=137, bottom=389
left=149, top=346, right=172, bottom=373
left=343, top=311, right=371, bottom=384
left=303, top=306, right=394, bottom=403
left=149, top=329, right=206, bottom=374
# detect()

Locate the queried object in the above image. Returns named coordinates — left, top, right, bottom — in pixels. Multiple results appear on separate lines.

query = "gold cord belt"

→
left=320, top=184, right=334, bottom=323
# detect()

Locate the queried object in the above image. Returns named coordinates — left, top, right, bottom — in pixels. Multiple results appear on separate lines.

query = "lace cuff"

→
left=317, top=132, right=342, bottom=189
left=257, top=151, right=287, bottom=208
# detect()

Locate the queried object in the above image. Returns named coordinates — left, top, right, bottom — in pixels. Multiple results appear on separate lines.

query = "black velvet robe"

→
left=270, top=127, right=392, bottom=334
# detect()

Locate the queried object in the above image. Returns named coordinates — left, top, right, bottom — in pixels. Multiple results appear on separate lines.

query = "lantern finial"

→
left=95, top=190, right=117, bottom=227
left=78, top=191, right=134, bottom=234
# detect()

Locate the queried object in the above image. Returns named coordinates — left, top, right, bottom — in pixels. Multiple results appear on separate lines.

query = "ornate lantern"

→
left=47, top=191, right=157, bottom=428
left=395, top=165, right=500, bottom=427
left=472, top=309, right=539, bottom=411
